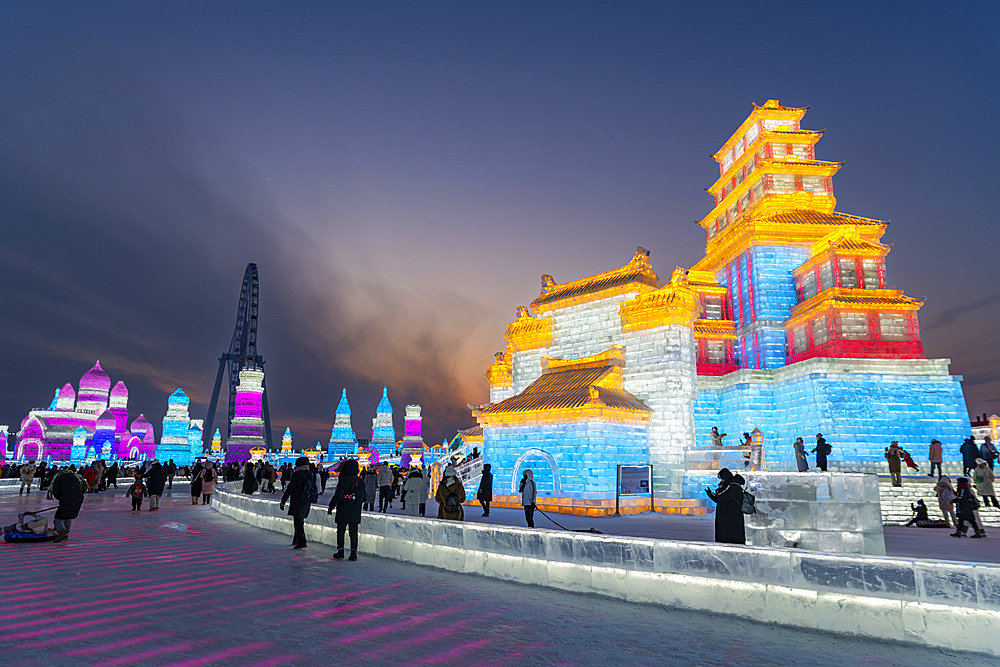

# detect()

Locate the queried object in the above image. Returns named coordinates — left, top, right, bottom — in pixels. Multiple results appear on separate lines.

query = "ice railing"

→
left=211, top=483, right=1000, bottom=619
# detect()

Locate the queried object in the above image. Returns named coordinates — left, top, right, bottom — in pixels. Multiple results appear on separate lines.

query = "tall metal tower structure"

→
left=203, top=263, right=274, bottom=452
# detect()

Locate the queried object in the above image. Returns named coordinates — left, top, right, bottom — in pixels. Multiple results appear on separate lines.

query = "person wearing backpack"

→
left=812, top=433, right=831, bottom=472
left=200, top=461, right=217, bottom=505
left=435, top=465, right=465, bottom=521
left=934, top=475, right=957, bottom=527
left=705, top=467, right=746, bottom=544
left=519, top=469, right=536, bottom=528
left=952, top=477, right=984, bottom=538
left=328, top=458, right=363, bottom=560
left=281, top=457, right=315, bottom=549
left=126, top=474, right=146, bottom=512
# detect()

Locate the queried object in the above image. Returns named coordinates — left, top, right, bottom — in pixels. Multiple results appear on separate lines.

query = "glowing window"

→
left=770, top=174, right=795, bottom=193
left=745, top=123, right=759, bottom=146
left=862, top=258, right=880, bottom=289
left=734, top=139, right=744, bottom=160
left=793, top=325, right=808, bottom=353
left=880, top=314, right=907, bottom=340
left=819, top=262, right=834, bottom=291
left=838, top=258, right=858, bottom=288
left=728, top=204, right=737, bottom=221
left=791, top=144, right=809, bottom=159
left=706, top=340, right=725, bottom=364
left=704, top=297, right=723, bottom=320
left=739, top=192, right=750, bottom=212
left=751, top=179, right=764, bottom=200
left=771, top=143, right=788, bottom=158
left=722, top=151, right=733, bottom=172
left=735, top=169, right=744, bottom=186
left=812, top=316, right=829, bottom=346
left=800, top=272, right=817, bottom=301
left=801, top=175, right=824, bottom=192
left=839, top=313, right=869, bottom=340
left=762, top=119, right=792, bottom=131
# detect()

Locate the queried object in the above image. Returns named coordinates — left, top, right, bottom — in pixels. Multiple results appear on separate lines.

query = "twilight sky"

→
left=1, top=1, right=997, bottom=449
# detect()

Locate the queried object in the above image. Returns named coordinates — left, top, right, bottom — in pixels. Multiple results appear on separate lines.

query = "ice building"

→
left=158, top=389, right=199, bottom=466
left=370, top=387, right=396, bottom=458
left=70, top=427, right=87, bottom=464
left=15, top=361, right=136, bottom=462
left=327, top=389, right=359, bottom=460
left=210, top=428, right=223, bottom=456
left=400, top=405, right=425, bottom=467
left=226, top=367, right=267, bottom=463
left=473, top=100, right=970, bottom=515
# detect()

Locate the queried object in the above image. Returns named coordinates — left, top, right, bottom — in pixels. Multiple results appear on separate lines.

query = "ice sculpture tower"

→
left=225, top=367, right=266, bottom=463
left=158, top=389, right=195, bottom=466
left=400, top=405, right=425, bottom=468
left=76, top=361, right=111, bottom=414
left=71, top=426, right=88, bottom=464
left=109, top=381, right=129, bottom=434
left=210, top=428, right=223, bottom=456
left=371, top=387, right=396, bottom=458
left=92, top=410, right=116, bottom=459
left=327, top=389, right=358, bottom=460
left=188, top=421, right=203, bottom=461
left=282, top=427, right=293, bottom=454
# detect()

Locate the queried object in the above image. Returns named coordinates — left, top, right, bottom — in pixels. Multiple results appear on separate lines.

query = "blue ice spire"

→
left=376, top=386, right=392, bottom=415
left=48, top=388, right=60, bottom=410
left=335, top=388, right=351, bottom=416
left=328, top=388, right=358, bottom=460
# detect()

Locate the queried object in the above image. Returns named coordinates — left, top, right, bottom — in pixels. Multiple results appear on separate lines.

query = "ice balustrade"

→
left=211, top=481, right=1000, bottom=657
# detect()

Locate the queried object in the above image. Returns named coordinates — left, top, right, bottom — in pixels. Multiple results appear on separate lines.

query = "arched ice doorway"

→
left=510, top=447, right=562, bottom=496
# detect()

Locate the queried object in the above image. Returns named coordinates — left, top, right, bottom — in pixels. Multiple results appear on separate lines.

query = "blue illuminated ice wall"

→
left=484, top=421, right=648, bottom=499
left=719, top=245, right=809, bottom=370
left=694, top=361, right=971, bottom=474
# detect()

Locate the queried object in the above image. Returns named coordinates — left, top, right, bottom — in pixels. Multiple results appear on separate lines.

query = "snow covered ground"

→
left=0, top=488, right=989, bottom=666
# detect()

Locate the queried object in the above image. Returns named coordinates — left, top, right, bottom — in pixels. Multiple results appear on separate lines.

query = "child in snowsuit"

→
left=126, top=476, right=146, bottom=512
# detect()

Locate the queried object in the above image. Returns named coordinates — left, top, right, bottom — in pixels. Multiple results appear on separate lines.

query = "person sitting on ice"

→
left=905, top=500, right=929, bottom=526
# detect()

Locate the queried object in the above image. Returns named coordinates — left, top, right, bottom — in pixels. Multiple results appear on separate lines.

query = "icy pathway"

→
left=0, top=489, right=985, bottom=666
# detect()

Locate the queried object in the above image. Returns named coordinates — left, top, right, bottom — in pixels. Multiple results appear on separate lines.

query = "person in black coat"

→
left=476, top=464, right=493, bottom=516
left=281, top=456, right=313, bottom=549
left=328, top=458, right=363, bottom=561
left=242, top=461, right=258, bottom=495
left=705, top=467, right=746, bottom=544
left=143, top=461, right=168, bottom=512
left=811, top=433, right=830, bottom=472
left=51, top=467, right=86, bottom=542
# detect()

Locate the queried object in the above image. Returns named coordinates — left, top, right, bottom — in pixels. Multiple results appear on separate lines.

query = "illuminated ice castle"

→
left=475, top=100, right=970, bottom=515
left=370, top=387, right=396, bottom=458
left=225, top=367, right=267, bottom=463
left=157, top=389, right=203, bottom=466
left=327, top=389, right=359, bottom=460
left=17, top=361, right=133, bottom=461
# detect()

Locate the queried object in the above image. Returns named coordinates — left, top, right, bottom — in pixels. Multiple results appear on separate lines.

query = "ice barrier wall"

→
left=212, top=482, right=1000, bottom=657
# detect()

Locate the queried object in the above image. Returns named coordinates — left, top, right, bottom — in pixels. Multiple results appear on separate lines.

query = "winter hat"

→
left=295, top=456, right=310, bottom=467
left=718, top=467, right=733, bottom=482
left=976, top=458, right=987, bottom=466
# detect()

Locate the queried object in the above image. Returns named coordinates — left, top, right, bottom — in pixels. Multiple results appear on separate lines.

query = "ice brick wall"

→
left=721, top=246, right=809, bottom=370
left=621, top=325, right=697, bottom=500
left=506, top=294, right=697, bottom=499
left=746, top=472, right=885, bottom=555
left=484, top=420, right=648, bottom=499
left=695, top=358, right=970, bottom=470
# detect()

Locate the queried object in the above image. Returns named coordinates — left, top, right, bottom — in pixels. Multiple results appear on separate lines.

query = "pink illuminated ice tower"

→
left=225, top=366, right=267, bottom=463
